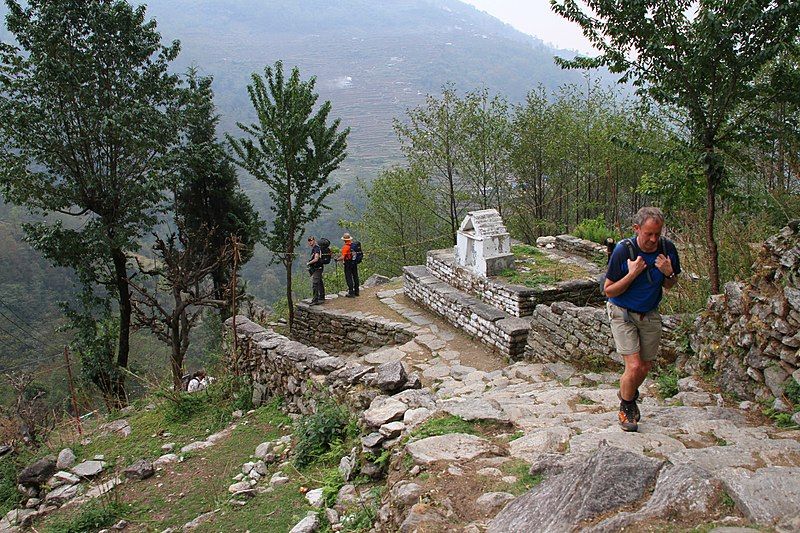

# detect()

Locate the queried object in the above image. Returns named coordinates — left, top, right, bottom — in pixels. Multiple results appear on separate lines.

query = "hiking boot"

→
left=618, top=390, right=641, bottom=422
left=345, top=293, right=355, bottom=298
left=618, top=400, right=639, bottom=432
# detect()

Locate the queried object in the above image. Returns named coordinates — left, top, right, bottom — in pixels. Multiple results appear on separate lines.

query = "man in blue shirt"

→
left=604, top=207, right=680, bottom=432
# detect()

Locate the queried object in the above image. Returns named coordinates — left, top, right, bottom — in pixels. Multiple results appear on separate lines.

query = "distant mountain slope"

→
left=141, top=0, right=593, bottom=168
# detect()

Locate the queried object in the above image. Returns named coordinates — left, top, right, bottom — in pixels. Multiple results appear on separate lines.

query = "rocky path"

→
left=329, top=285, right=800, bottom=531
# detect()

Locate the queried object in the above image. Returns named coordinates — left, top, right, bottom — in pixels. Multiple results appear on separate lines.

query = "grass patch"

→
left=44, top=500, right=129, bottom=533
left=655, top=365, right=680, bottom=399
left=499, top=459, right=543, bottom=495
left=506, top=430, right=524, bottom=442
left=494, top=245, right=588, bottom=288
left=0, top=453, right=29, bottom=516
left=410, top=415, right=478, bottom=440
left=577, top=396, right=596, bottom=405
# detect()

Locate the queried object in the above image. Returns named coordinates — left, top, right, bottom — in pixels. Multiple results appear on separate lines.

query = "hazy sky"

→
left=461, top=0, right=595, bottom=54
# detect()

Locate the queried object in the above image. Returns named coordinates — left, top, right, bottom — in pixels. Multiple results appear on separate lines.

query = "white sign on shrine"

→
left=455, top=209, right=514, bottom=277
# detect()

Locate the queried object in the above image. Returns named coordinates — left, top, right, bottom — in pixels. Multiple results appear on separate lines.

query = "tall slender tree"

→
left=552, top=0, right=800, bottom=293
left=175, top=69, right=262, bottom=317
left=227, top=61, right=348, bottom=328
left=0, top=0, right=182, bottom=405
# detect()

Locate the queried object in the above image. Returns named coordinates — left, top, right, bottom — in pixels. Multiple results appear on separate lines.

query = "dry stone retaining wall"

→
left=293, top=301, right=415, bottom=355
left=426, top=249, right=602, bottom=317
left=688, top=220, right=800, bottom=403
left=403, top=265, right=531, bottom=358
left=225, top=316, right=419, bottom=415
left=526, top=301, right=685, bottom=368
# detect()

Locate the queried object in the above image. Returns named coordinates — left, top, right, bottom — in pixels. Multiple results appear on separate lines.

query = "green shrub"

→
left=573, top=216, right=619, bottom=244
left=293, top=400, right=352, bottom=468
left=655, top=366, right=680, bottom=398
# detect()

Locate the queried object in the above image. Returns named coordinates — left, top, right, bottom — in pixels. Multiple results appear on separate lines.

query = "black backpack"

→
left=599, top=237, right=668, bottom=295
left=351, top=241, right=363, bottom=264
left=318, top=238, right=332, bottom=265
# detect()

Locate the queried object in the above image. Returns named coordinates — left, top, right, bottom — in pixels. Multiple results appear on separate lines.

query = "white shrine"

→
left=455, top=209, right=514, bottom=277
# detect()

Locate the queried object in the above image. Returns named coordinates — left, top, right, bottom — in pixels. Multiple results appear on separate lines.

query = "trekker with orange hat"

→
left=337, top=233, right=360, bottom=297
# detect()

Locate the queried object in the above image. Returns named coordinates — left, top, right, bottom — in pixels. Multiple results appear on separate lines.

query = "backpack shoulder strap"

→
left=623, top=238, right=638, bottom=261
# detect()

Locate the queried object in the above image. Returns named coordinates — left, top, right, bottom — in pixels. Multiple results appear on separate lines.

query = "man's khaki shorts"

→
left=606, top=302, right=662, bottom=362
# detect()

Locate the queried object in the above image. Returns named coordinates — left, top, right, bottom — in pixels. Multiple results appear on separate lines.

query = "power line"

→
left=0, top=298, right=54, bottom=347
left=0, top=321, right=44, bottom=353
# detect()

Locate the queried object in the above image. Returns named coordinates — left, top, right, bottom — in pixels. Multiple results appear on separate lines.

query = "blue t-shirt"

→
left=606, top=237, right=681, bottom=313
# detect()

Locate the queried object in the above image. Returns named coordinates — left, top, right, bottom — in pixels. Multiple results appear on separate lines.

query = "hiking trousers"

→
left=310, top=268, right=325, bottom=302
left=344, top=260, right=359, bottom=295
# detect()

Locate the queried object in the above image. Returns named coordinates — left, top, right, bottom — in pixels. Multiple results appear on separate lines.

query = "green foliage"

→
left=785, top=379, right=800, bottom=407
left=158, top=375, right=251, bottom=427
left=44, top=500, right=128, bottom=533
left=321, top=467, right=346, bottom=508
left=499, top=459, right=544, bottom=495
left=410, top=415, right=477, bottom=440
left=655, top=366, right=680, bottom=399
left=573, top=216, right=620, bottom=244
left=498, top=245, right=588, bottom=287
left=510, top=244, right=541, bottom=258
left=0, top=456, right=23, bottom=516
left=293, top=400, right=352, bottom=468
left=227, top=60, right=349, bottom=327
left=348, top=167, right=449, bottom=276
left=764, top=407, right=798, bottom=428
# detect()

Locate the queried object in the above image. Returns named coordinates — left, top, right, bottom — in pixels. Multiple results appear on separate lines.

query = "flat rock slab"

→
left=406, top=433, right=501, bottom=465
left=719, top=466, right=800, bottom=525
left=364, top=347, right=406, bottom=364
left=439, top=398, right=510, bottom=423
left=489, top=444, right=663, bottom=533
left=569, top=427, right=685, bottom=456
left=71, top=460, right=105, bottom=478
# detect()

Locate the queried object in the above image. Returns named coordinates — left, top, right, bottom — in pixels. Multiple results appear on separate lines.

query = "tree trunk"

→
left=706, top=173, right=720, bottom=294
left=110, top=247, right=130, bottom=406
left=171, top=318, right=183, bottom=392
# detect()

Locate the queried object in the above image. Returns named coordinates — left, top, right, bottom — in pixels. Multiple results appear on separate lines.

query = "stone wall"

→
left=225, top=316, right=420, bottom=415
left=404, top=265, right=531, bottom=358
left=426, top=249, right=602, bottom=318
left=688, top=221, right=800, bottom=404
left=292, top=301, right=415, bottom=355
left=526, top=301, right=685, bottom=368
left=537, top=234, right=607, bottom=261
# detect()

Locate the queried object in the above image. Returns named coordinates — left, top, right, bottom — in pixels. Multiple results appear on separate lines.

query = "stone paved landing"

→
left=355, top=286, right=800, bottom=530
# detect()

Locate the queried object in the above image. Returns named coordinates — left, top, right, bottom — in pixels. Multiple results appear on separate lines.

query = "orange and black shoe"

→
left=618, top=400, right=639, bottom=432
left=618, top=390, right=641, bottom=422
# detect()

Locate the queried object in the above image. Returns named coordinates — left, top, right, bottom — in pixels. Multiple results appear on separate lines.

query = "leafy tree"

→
left=0, top=0, right=183, bottom=405
left=395, top=84, right=466, bottom=244
left=552, top=0, right=800, bottom=293
left=227, top=61, right=348, bottom=328
left=175, top=69, right=262, bottom=317
left=458, top=88, right=512, bottom=214
left=357, top=167, right=449, bottom=274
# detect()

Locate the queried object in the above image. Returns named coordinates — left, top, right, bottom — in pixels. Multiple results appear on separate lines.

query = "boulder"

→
left=305, top=488, right=324, bottom=508
left=18, top=456, right=56, bottom=487
left=56, top=448, right=76, bottom=470
left=49, top=471, right=80, bottom=487
left=364, top=397, right=408, bottom=428
left=399, top=503, right=448, bottom=533
left=289, top=511, right=319, bottom=533
left=475, top=492, right=516, bottom=516
left=153, top=454, right=178, bottom=468
left=508, top=427, right=572, bottom=462
left=123, top=459, right=154, bottom=481
left=588, top=464, right=725, bottom=531
left=488, top=444, right=663, bottom=532
left=254, top=441, right=274, bottom=459
left=363, top=274, right=391, bottom=288
left=99, top=419, right=131, bottom=438
left=391, top=481, right=423, bottom=508
left=373, top=361, right=408, bottom=393
left=379, top=421, right=405, bottom=439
